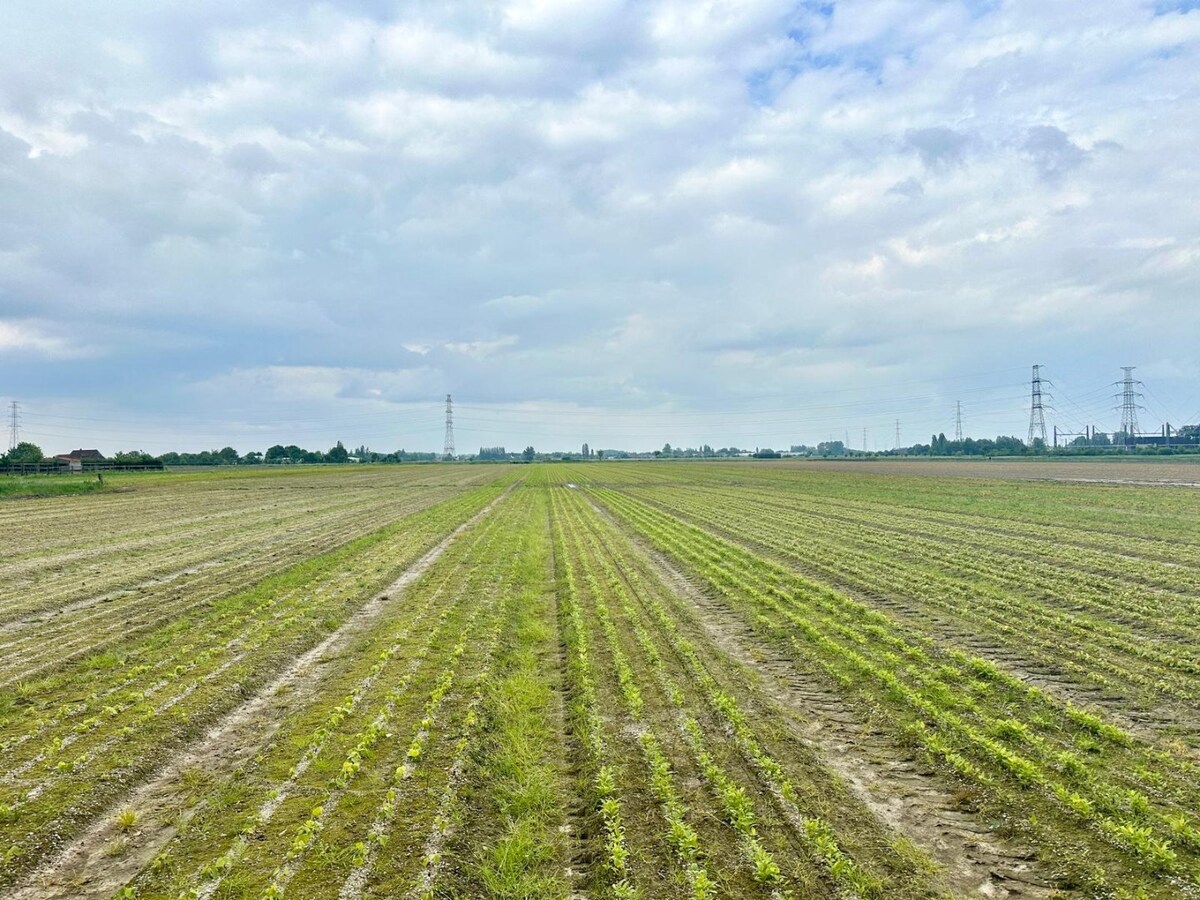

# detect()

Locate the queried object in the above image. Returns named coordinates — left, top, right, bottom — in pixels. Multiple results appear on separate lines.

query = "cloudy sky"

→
left=2, top=0, right=1199, bottom=455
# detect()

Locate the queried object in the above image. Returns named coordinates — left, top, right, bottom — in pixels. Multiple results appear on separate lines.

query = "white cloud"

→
left=0, top=321, right=84, bottom=357
left=1, top=1, right=1199, bottom=451
left=444, top=336, right=519, bottom=359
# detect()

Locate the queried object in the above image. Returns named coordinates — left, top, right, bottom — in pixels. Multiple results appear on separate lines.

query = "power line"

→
left=1027, top=365, right=1051, bottom=447
left=1115, top=366, right=1144, bottom=447
left=453, top=383, right=1022, bottom=422
left=7, top=401, right=18, bottom=450
left=442, top=394, right=455, bottom=461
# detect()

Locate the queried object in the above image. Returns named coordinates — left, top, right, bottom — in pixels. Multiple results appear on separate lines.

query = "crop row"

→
left=422, top=487, right=572, bottom=898
left=0, top=466, right=486, bottom=563
left=0, top=473, right=490, bottom=675
left=561, top=487, right=927, bottom=898
left=557, top=487, right=882, bottom=899
left=631, top=483, right=1200, bottom=716
left=0, top=479, right=510, bottom=888
left=0, top=481, right=504, bottom=789
left=126, top=483, right=531, bottom=898
left=0, top=466, right=492, bottom=619
left=645, top=466, right=1200, bottom=569
left=649, top=480, right=1200, bottom=618
left=590, top=485, right=1200, bottom=897
left=551, top=486, right=948, bottom=898
left=580, top=463, right=1200, bottom=549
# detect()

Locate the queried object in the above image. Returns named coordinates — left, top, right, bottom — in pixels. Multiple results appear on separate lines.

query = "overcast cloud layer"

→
left=2, top=0, right=1199, bottom=454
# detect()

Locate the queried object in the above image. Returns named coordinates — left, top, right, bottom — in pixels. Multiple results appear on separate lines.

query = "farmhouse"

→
left=54, top=448, right=104, bottom=472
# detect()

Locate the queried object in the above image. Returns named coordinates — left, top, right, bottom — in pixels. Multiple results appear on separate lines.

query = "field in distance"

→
left=2, top=461, right=1199, bottom=899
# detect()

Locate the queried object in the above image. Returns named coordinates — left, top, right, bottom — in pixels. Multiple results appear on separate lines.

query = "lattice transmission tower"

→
left=442, top=394, right=455, bottom=460
left=7, top=401, right=18, bottom=451
left=1115, top=367, right=1143, bottom=447
left=1027, top=365, right=1052, bottom=447
left=954, top=401, right=963, bottom=442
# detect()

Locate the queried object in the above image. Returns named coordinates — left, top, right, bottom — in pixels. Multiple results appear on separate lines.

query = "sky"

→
left=2, top=0, right=1199, bottom=455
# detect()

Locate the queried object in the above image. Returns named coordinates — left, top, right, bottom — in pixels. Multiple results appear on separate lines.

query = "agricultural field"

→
left=2, top=462, right=1199, bottom=899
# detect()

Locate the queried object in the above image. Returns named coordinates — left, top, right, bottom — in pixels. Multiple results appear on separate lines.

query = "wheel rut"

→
left=649, top=549, right=1062, bottom=898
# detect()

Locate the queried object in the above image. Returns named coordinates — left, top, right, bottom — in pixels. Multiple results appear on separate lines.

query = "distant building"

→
left=55, top=449, right=104, bottom=472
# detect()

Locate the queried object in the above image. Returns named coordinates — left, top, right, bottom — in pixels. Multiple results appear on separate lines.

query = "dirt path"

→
left=649, top=550, right=1060, bottom=898
left=7, top=490, right=510, bottom=900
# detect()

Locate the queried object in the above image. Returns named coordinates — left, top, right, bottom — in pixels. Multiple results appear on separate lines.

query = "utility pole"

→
left=7, top=401, right=17, bottom=451
left=442, top=394, right=455, bottom=461
left=1115, top=367, right=1143, bottom=448
left=954, top=401, right=963, bottom=442
left=1027, top=365, right=1051, bottom=448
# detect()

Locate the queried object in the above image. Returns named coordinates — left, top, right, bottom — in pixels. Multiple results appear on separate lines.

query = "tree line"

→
left=1, top=441, right=438, bottom=468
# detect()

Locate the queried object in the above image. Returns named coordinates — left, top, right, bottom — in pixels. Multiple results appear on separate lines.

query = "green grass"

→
left=445, top=491, right=572, bottom=899
left=0, top=474, right=109, bottom=499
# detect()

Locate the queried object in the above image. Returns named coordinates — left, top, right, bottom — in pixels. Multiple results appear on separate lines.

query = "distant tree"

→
left=216, top=446, right=239, bottom=464
left=3, top=441, right=44, bottom=464
left=327, top=441, right=349, bottom=463
left=242, top=451, right=263, bottom=464
left=264, top=444, right=288, bottom=463
left=522, top=445, right=535, bottom=462
left=110, top=450, right=158, bottom=466
left=994, top=435, right=1027, bottom=454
